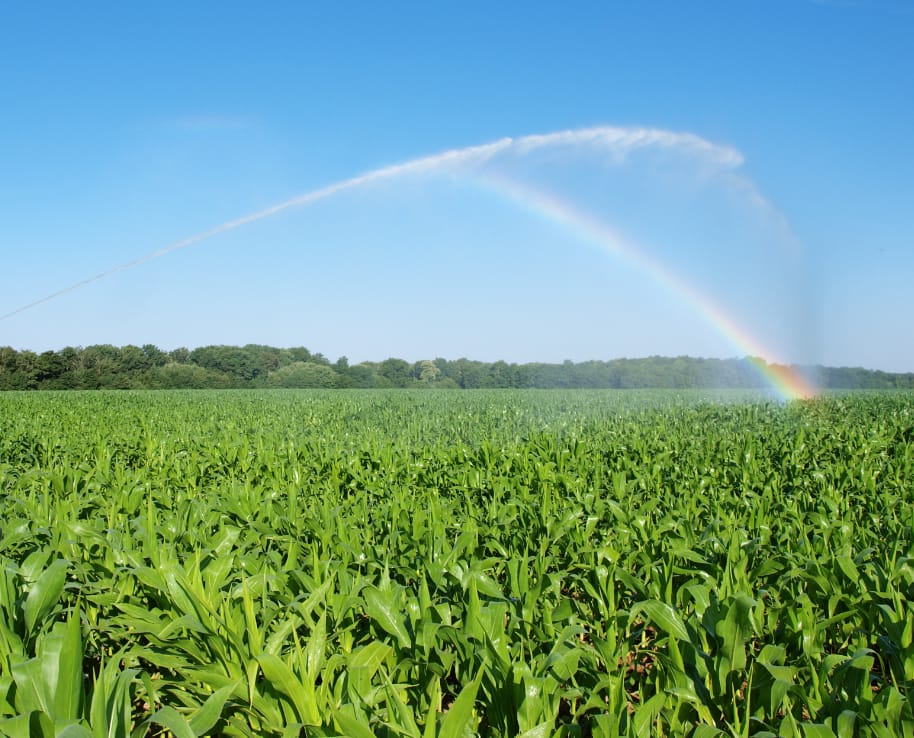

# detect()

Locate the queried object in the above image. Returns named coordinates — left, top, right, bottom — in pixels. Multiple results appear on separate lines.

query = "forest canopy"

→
left=0, top=344, right=910, bottom=391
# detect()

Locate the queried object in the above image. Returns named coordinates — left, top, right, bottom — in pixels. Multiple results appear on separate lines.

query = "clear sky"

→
left=1, top=1, right=911, bottom=371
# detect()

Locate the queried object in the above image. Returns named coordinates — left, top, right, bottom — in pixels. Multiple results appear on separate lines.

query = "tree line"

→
left=0, top=344, right=911, bottom=391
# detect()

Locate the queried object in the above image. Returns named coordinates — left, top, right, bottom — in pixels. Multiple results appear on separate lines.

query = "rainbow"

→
left=478, top=173, right=818, bottom=400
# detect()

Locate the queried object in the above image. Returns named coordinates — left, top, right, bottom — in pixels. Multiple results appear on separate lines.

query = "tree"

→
left=142, top=344, right=168, bottom=367
left=378, top=358, right=411, bottom=387
left=152, top=363, right=230, bottom=389
left=281, top=347, right=313, bottom=365
left=0, top=347, right=34, bottom=389
left=119, top=345, right=151, bottom=373
left=36, top=350, right=67, bottom=384
left=346, top=364, right=376, bottom=388
left=265, top=362, right=339, bottom=388
left=418, top=360, right=440, bottom=385
left=169, top=347, right=191, bottom=364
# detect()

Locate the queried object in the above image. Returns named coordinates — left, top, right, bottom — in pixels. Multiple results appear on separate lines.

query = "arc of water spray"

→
left=0, top=126, right=743, bottom=322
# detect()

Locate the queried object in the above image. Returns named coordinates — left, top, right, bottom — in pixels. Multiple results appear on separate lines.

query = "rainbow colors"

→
left=480, top=174, right=818, bottom=400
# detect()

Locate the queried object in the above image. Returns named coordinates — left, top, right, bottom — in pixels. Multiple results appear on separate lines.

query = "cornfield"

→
left=0, top=389, right=911, bottom=736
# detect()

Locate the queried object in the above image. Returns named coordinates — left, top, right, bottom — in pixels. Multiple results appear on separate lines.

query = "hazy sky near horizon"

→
left=1, top=2, right=911, bottom=371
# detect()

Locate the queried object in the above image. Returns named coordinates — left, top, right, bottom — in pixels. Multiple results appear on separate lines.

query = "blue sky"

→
left=1, top=1, right=911, bottom=371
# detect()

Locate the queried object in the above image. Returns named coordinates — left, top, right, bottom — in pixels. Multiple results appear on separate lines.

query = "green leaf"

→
left=0, top=621, right=84, bottom=738
left=89, top=659, right=138, bottom=738
left=836, top=710, right=857, bottom=738
left=383, top=682, right=421, bottom=738
left=333, top=707, right=376, bottom=738
left=836, top=555, right=860, bottom=585
left=363, top=586, right=411, bottom=649
left=632, top=600, right=689, bottom=641
left=691, top=726, right=726, bottom=738
left=257, top=653, right=320, bottom=726
left=240, top=580, right=263, bottom=656
left=664, top=686, right=714, bottom=725
left=0, top=712, right=47, bottom=738
left=305, top=612, right=327, bottom=679
left=23, top=711, right=56, bottom=738
left=439, top=666, right=483, bottom=738
left=423, top=678, right=441, bottom=738
left=348, top=641, right=392, bottom=673
left=188, top=683, right=238, bottom=736
left=800, top=723, right=837, bottom=738
left=53, top=614, right=84, bottom=723
left=347, top=642, right=390, bottom=704
left=716, top=594, right=755, bottom=680
left=23, top=560, right=68, bottom=635
left=57, top=724, right=93, bottom=738
left=149, top=707, right=196, bottom=738
left=633, top=692, right=666, bottom=738
left=517, top=722, right=552, bottom=738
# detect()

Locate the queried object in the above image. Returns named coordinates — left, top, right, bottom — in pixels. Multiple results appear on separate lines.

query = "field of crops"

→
left=0, top=389, right=912, bottom=737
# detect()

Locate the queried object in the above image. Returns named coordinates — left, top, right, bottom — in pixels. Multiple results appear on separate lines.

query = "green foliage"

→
left=3, top=343, right=914, bottom=390
left=0, top=390, right=912, bottom=735
left=263, top=362, right=339, bottom=389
